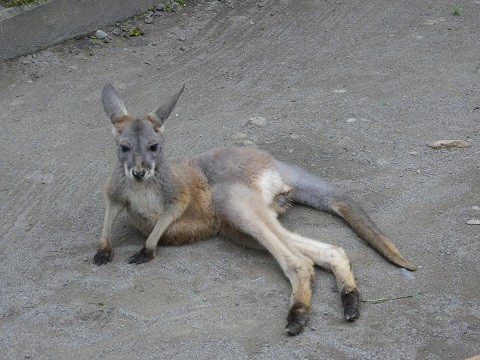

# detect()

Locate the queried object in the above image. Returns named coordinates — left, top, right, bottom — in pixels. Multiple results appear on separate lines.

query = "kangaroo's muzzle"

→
left=124, top=162, right=155, bottom=181
left=132, top=169, right=146, bottom=180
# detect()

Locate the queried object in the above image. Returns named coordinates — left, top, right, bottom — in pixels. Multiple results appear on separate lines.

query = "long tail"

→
left=275, top=160, right=416, bottom=271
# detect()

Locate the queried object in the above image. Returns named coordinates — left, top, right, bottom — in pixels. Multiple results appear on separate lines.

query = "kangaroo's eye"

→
left=120, top=145, right=130, bottom=152
left=148, top=144, right=158, bottom=152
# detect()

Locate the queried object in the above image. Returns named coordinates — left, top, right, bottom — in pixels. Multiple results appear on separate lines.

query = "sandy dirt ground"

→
left=0, top=0, right=479, bottom=359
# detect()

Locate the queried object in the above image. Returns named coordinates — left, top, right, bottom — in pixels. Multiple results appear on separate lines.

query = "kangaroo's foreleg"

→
left=94, top=199, right=125, bottom=265
left=281, top=231, right=360, bottom=321
left=128, top=206, right=183, bottom=264
left=215, top=184, right=314, bottom=336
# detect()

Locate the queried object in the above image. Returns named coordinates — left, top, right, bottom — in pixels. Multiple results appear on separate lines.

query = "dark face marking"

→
left=148, top=144, right=158, bottom=152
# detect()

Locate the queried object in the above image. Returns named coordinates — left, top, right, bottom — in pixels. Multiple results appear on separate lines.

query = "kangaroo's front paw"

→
left=93, top=248, right=113, bottom=265
left=128, top=247, right=155, bottom=264
left=285, top=302, right=309, bottom=336
left=341, top=287, right=360, bottom=321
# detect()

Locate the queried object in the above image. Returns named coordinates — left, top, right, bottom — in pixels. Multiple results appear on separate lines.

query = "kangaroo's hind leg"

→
left=280, top=230, right=360, bottom=321
left=275, top=160, right=416, bottom=271
left=214, top=184, right=315, bottom=336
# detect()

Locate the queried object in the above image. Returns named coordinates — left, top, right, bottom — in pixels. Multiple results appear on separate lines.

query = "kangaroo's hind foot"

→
left=341, top=286, right=360, bottom=321
left=285, top=302, right=310, bottom=336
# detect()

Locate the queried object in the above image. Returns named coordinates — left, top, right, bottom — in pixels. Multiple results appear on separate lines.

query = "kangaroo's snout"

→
left=132, top=169, right=146, bottom=180
left=126, top=163, right=155, bottom=181
left=129, top=153, right=154, bottom=181
left=123, top=159, right=155, bottom=182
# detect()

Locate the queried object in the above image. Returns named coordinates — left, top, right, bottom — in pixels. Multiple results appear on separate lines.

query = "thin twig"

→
left=361, top=293, right=422, bottom=304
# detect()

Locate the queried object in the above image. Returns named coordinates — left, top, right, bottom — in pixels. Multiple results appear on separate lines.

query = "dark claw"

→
left=128, top=246, right=155, bottom=264
left=93, top=248, right=112, bottom=265
left=341, top=287, right=360, bottom=321
left=285, top=302, right=309, bottom=336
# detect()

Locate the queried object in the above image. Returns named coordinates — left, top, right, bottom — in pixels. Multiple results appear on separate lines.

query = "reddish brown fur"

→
left=144, top=114, right=163, bottom=132
left=112, top=114, right=136, bottom=133
left=161, top=164, right=221, bottom=245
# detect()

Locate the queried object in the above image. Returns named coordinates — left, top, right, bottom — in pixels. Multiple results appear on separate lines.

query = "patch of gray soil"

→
left=0, top=0, right=479, bottom=359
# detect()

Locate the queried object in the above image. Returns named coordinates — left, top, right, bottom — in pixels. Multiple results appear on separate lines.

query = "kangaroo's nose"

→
left=132, top=170, right=146, bottom=180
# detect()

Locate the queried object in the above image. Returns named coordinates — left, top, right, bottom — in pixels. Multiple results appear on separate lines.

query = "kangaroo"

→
left=94, top=83, right=417, bottom=335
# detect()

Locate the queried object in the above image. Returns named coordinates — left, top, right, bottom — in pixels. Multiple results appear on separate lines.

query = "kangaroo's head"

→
left=101, top=83, right=184, bottom=181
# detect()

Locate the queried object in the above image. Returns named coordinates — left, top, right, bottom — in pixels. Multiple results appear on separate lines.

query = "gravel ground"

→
left=0, top=0, right=479, bottom=359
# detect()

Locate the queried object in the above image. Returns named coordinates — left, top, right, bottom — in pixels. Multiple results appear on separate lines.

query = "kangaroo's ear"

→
left=101, top=83, right=128, bottom=122
left=148, top=84, right=185, bottom=129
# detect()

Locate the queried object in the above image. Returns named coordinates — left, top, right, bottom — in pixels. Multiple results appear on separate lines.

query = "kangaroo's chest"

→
left=125, top=183, right=164, bottom=234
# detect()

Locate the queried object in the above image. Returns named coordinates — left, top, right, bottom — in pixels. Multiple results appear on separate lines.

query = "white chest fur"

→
left=125, top=181, right=164, bottom=223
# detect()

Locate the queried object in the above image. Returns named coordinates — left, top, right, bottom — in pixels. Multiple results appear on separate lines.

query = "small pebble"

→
left=248, top=116, right=267, bottom=127
left=95, top=30, right=108, bottom=40
left=400, top=268, right=415, bottom=280
left=145, top=17, right=154, bottom=24
left=466, top=219, right=480, bottom=225
left=230, top=132, right=247, bottom=141
left=112, top=28, right=122, bottom=36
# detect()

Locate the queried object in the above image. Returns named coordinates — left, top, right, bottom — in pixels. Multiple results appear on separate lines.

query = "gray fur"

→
left=101, top=83, right=128, bottom=121
left=149, top=84, right=185, bottom=127
left=274, top=160, right=341, bottom=212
